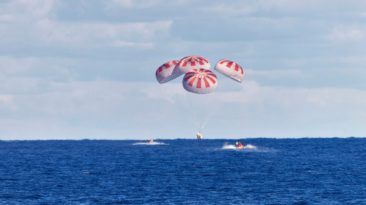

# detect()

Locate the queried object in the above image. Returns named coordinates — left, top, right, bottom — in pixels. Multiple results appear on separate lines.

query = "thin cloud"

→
left=328, top=25, right=366, bottom=42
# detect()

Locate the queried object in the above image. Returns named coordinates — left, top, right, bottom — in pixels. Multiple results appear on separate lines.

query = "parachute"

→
left=155, top=55, right=244, bottom=94
left=155, top=55, right=243, bottom=139
left=183, top=68, right=217, bottom=94
left=177, top=55, right=210, bottom=73
left=214, top=59, right=245, bottom=82
left=155, top=60, right=182, bottom=83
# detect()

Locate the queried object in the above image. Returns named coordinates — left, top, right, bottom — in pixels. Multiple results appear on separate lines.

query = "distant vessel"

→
left=132, top=138, right=167, bottom=146
left=222, top=141, right=257, bottom=151
left=235, top=141, right=244, bottom=150
left=196, top=132, right=203, bottom=140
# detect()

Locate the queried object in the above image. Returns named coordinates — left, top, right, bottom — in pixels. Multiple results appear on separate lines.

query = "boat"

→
left=133, top=139, right=166, bottom=146
left=235, top=141, right=245, bottom=150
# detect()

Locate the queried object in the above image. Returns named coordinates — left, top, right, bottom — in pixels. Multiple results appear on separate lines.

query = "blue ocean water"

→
left=0, top=138, right=366, bottom=204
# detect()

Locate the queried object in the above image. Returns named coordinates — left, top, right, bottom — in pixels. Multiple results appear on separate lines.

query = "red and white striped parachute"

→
left=214, top=59, right=244, bottom=82
left=155, top=60, right=181, bottom=83
left=177, top=55, right=210, bottom=73
left=182, top=68, right=218, bottom=94
left=155, top=56, right=245, bottom=94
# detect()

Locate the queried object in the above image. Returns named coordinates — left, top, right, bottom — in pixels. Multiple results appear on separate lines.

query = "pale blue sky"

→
left=0, top=0, right=366, bottom=139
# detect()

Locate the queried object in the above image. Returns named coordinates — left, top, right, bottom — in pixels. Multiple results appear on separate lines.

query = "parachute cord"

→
left=190, top=94, right=203, bottom=135
left=181, top=92, right=201, bottom=136
left=196, top=92, right=222, bottom=136
left=178, top=91, right=223, bottom=138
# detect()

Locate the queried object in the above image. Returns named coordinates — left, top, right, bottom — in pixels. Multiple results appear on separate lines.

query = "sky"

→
left=0, top=0, right=366, bottom=139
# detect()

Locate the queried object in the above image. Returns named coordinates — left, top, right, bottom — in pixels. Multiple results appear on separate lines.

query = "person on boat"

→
left=235, top=141, right=244, bottom=149
left=147, top=139, right=154, bottom=144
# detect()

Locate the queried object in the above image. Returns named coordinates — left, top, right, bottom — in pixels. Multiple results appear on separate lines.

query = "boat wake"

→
left=221, top=144, right=236, bottom=150
left=221, top=143, right=258, bottom=151
left=132, top=142, right=167, bottom=146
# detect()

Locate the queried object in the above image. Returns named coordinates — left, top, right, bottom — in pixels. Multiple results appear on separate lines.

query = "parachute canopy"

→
left=155, top=60, right=181, bottom=83
left=214, top=59, right=244, bottom=82
left=183, top=68, right=217, bottom=94
left=177, top=55, right=210, bottom=73
left=155, top=55, right=244, bottom=94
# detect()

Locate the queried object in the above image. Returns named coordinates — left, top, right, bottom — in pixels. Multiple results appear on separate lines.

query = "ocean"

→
left=0, top=138, right=365, bottom=204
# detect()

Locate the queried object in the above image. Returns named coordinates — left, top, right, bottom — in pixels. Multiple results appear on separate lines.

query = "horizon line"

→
left=0, top=136, right=365, bottom=141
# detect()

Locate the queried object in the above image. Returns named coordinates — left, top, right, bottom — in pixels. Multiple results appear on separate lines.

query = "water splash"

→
left=221, top=143, right=257, bottom=151
left=219, top=143, right=276, bottom=153
left=132, top=142, right=167, bottom=146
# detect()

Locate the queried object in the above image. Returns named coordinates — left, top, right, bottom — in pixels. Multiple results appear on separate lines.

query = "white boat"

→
left=132, top=138, right=167, bottom=146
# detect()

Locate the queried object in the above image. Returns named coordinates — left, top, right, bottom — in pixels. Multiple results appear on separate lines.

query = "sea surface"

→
left=0, top=138, right=365, bottom=204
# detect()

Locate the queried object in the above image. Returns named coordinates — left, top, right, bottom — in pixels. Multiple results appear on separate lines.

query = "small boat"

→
left=133, top=139, right=166, bottom=146
left=222, top=141, right=257, bottom=151
left=235, top=141, right=245, bottom=150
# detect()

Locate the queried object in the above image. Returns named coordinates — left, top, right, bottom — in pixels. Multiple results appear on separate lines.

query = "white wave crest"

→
left=221, top=143, right=258, bottom=151
left=132, top=141, right=167, bottom=146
